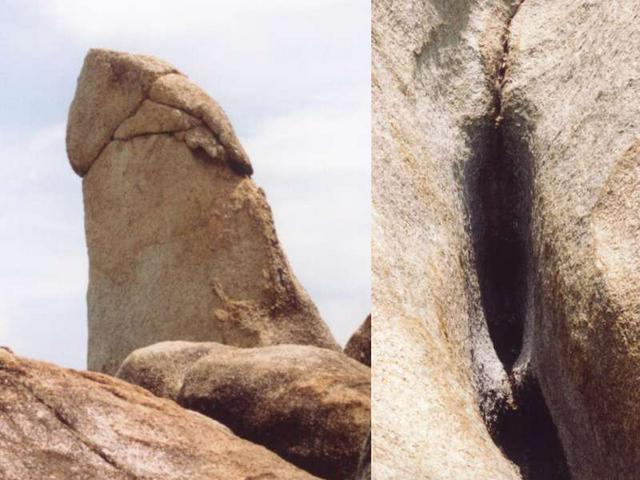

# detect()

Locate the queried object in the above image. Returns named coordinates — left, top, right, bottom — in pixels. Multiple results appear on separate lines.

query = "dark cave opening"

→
left=463, top=115, right=570, bottom=480
left=493, top=375, right=571, bottom=480
left=465, top=119, right=530, bottom=370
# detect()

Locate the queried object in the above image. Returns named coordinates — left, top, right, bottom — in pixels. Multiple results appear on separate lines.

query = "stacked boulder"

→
left=117, top=341, right=370, bottom=480
left=0, top=347, right=318, bottom=479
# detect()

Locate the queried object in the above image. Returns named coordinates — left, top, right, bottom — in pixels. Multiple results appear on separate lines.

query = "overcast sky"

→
left=0, top=0, right=370, bottom=369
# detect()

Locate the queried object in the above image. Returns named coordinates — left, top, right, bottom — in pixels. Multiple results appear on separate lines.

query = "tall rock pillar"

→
left=66, top=49, right=338, bottom=374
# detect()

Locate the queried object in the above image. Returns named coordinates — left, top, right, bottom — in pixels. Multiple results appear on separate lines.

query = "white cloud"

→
left=245, top=95, right=370, bottom=178
left=36, top=0, right=363, bottom=43
left=28, top=0, right=370, bottom=135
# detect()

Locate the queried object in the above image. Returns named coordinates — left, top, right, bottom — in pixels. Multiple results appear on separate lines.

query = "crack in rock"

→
left=67, top=49, right=252, bottom=178
left=468, top=2, right=571, bottom=479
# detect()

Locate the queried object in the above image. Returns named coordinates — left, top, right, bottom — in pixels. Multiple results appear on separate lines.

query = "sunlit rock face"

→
left=116, top=341, right=371, bottom=480
left=374, top=0, right=640, bottom=478
left=66, top=49, right=338, bottom=375
left=371, top=1, right=522, bottom=478
left=503, top=2, right=640, bottom=478
left=0, top=348, right=318, bottom=479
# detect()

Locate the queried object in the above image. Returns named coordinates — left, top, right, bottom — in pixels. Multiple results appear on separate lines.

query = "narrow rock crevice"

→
left=465, top=2, right=571, bottom=479
left=493, top=373, right=571, bottom=480
left=494, top=0, right=526, bottom=123
left=112, top=129, right=193, bottom=142
left=469, top=114, right=529, bottom=370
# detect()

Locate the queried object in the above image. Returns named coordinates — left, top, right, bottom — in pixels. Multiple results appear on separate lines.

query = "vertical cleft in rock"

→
left=372, top=0, right=525, bottom=477
left=469, top=113, right=530, bottom=369
left=492, top=375, right=570, bottom=480
left=466, top=3, right=571, bottom=479
left=468, top=0, right=530, bottom=371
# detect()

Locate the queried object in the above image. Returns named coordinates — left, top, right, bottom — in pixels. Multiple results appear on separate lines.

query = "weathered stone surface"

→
left=503, top=2, right=640, bottom=478
left=148, top=73, right=252, bottom=175
left=117, top=341, right=370, bottom=480
left=66, top=49, right=178, bottom=176
left=116, top=341, right=216, bottom=400
left=113, top=99, right=201, bottom=140
left=344, top=314, right=371, bottom=366
left=372, top=0, right=522, bottom=478
left=0, top=348, right=318, bottom=480
left=67, top=49, right=338, bottom=375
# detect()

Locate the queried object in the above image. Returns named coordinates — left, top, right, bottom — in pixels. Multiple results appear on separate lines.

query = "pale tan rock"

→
left=117, top=341, right=371, bottom=480
left=372, top=0, right=521, bottom=478
left=66, top=49, right=178, bottom=176
left=116, top=341, right=216, bottom=400
left=149, top=73, right=252, bottom=175
left=344, top=314, right=370, bottom=366
left=0, top=349, right=318, bottom=480
left=67, top=49, right=338, bottom=375
left=113, top=99, right=201, bottom=139
left=179, top=125, right=226, bottom=160
left=503, top=2, right=640, bottom=478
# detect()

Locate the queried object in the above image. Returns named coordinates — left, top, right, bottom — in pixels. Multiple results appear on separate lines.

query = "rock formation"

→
left=117, top=341, right=215, bottom=400
left=372, top=1, right=522, bottom=478
left=0, top=348, right=317, bottom=479
left=502, top=2, right=640, bottom=478
left=66, top=49, right=338, bottom=375
left=344, top=314, right=371, bottom=366
left=117, top=341, right=371, bottom=480
left=374, top=0, right=639, bottom=478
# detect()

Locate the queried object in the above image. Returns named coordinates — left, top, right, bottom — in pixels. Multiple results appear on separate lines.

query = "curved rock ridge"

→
left=344, top=314, right=371, bottom=366
left=113, top=99, right=202, bottom=140
left=67, top=48, right=251, bottom=176
left=0, top=348, right=318, bottom=480
left=116, top=341, right=371, bottom=480
left=372, top=0, right=522, bottom=478
left=502, top=1, right=640, bottom=478
left=67, top=49, right=339, bottom=375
